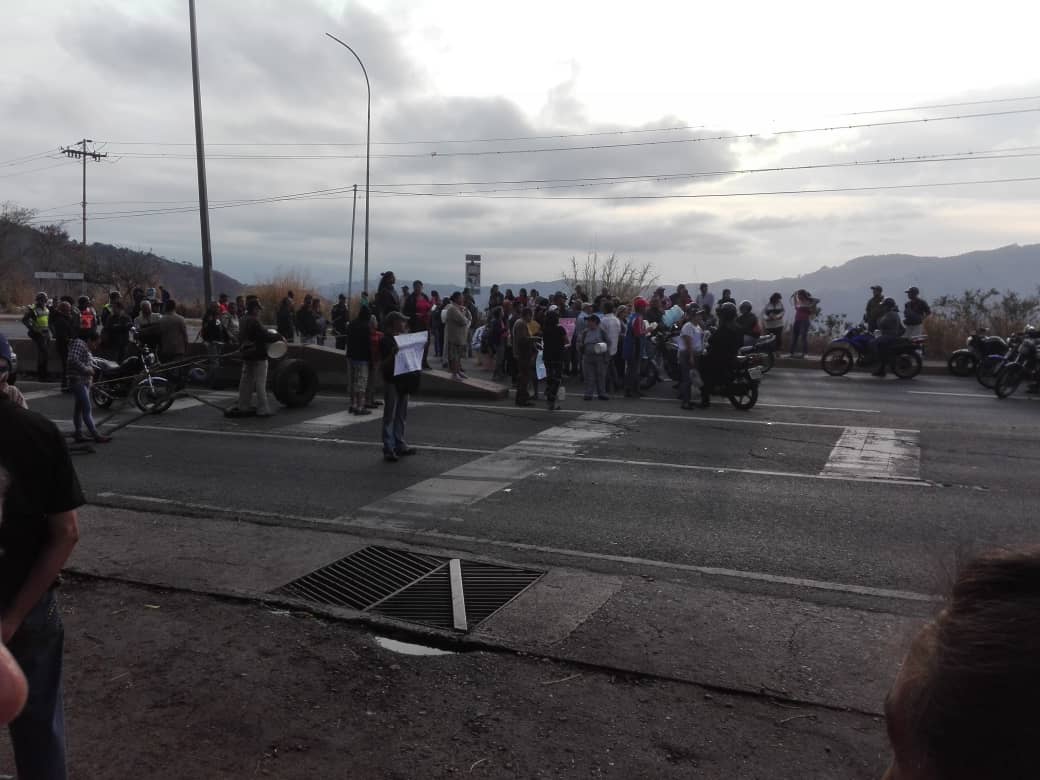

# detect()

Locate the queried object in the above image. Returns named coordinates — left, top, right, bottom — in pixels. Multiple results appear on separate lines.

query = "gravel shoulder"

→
left=1, top=578, right=888, bottom=779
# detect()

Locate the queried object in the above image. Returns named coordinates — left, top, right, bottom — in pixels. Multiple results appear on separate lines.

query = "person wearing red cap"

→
left=623, top=297, right=649, bottom=397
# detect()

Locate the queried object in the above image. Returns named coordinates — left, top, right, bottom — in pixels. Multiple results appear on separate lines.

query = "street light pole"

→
left=347, top=183, right=357, bottom=313
left=189, top=0, right=214, bottom=306
left=325, top=33, right=370, bottom=297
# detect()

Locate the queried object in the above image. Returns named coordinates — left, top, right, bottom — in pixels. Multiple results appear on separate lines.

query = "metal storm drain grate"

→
left=273, top=546, right=543, bottom=632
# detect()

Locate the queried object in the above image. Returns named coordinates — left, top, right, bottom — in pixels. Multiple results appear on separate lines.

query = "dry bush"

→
left=562, top=252, right=658, bottom=302
left=247, top=268, right=320, bottom=325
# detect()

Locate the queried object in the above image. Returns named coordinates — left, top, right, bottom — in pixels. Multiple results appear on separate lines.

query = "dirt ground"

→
left=1, top=578, right=889, bottom=779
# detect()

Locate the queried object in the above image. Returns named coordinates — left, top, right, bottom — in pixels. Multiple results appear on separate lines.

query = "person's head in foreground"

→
left=883, top=548, right=1040, bottom=779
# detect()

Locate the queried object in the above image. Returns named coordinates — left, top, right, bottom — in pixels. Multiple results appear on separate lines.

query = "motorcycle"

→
left=977, top=332, right=1023, bottom=389
left=701, top=347, right=765, bottom=410
left=639, top=322, right=681, bottom=389
left=947, top=329, right=1007, bottom=376
left=821, top=325, right=925, bottom=379
left=993, top=326, right=1039, bottom=399
left=744, top=333, right=776, bottom=373
left=90, top=340, right=175, bottom=414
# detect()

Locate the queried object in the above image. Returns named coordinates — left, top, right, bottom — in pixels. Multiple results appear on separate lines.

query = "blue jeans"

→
left=382, top=383, right=409, bottom=454
left=7, top=591, right=67, bottom=780
left=70, top=381, right=98, bottom=437
left=790, top=320, right=810, bottom=356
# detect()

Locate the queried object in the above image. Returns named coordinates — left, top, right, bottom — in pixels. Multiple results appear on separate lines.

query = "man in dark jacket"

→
left=865, top=285, right=885, bottom=331
left=49, top=300, right=76, bottom=391
left=276, top=292, right=295, bottom=342
left=232, top=295, right=283, bottom=417
left=296, top=294, right=318, bottom=345
left=380, top=311, right=420, bottom=461
left=331, top=294, right=349, bottom=350
left=102, top=299, right=133, bottom=363
left=873, top=298, right=905, bottom=377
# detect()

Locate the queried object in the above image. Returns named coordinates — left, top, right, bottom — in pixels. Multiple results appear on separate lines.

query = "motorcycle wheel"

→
left=821, top=348, right=853, bottom=376
left=994, top=364, right=1024, bottom=399
left=133, top=378, right=176, bottom=414
left=90, top=384, right=115, bottom=409
left=759, top=351, right=775, bottom=374
left=892, top=352, right=922, bottom=380
left=977, top=355, right=1003, bottom=389
left=728, top=382, right=758, bottom=410
left=947, top=351, right=977, bottom=377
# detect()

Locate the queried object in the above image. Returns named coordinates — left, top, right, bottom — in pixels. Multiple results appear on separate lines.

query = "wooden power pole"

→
left=60, top=139, right=107, bottom=270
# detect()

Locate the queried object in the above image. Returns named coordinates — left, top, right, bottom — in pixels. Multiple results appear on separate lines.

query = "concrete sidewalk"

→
left=74, top=504, right=924, bottom=715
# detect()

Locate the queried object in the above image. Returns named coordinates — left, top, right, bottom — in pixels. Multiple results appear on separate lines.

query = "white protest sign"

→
left=393, top=331, right=427, bottom=375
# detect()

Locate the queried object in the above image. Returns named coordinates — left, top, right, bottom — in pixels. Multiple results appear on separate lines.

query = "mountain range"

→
left=321, top=243, right=1038, bottom=319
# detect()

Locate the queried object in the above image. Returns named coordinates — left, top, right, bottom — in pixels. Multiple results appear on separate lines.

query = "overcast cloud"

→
left=2, top=0, right=1039, bottom=290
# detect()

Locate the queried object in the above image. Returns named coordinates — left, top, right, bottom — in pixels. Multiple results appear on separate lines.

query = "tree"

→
left=105, top=248, right=161, bottom=294
left=562, top=252, right=658, bottom=303
left=34, top=223, right=71, bottom=269
left=931, top=288, right=1000, bottom=330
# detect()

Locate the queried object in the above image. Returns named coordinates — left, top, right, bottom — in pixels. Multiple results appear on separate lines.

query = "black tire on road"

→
left=994, top=364, right=1024, bottom=399
left=947, top=351, right=977, bottom=377
left=728, top=382, right=758, bottom=410
left=892, top=351, right=922, bottom=380
left=977, top=355, right=1003, bottom=389
left=90, top=384, right=115, bottom=409
left=133, top=378, right=175, bottom=414
left=272, top=358, right=319, bottom=408
left=821, top=347, right=853, bottom=376
left=639, top=362, right=659, bottom=391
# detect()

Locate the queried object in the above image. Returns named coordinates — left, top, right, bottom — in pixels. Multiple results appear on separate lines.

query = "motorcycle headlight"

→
left=966, top=337, right=973, bottom=347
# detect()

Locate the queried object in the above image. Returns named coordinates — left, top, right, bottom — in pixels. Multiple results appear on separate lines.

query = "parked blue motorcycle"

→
left=821, top=325, right=924, bottom=379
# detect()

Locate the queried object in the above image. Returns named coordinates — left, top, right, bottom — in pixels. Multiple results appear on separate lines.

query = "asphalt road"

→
left=22, top=366, right=1038, bottom=599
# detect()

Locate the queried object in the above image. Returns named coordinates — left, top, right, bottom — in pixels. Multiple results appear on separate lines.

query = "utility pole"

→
left=347, top=184, right=357, bottom=313
left=60, top=139, right=107, bottom=271
left=188, top=0, right=214, bottom=306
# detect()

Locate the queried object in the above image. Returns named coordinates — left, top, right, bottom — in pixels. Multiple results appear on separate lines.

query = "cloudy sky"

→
left=2, top=0, right=1039, bottom=290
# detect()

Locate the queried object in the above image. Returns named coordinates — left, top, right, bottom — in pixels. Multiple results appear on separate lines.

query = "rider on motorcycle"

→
left=872, top=298, right=905, bottom=377
left=735, top=301, right=761, bottom=346
left=699, top=302, right=742, bottom=408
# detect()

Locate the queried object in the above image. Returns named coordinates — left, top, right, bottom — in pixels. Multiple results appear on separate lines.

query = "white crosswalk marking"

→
left=820, top=427, right=922, bottom=482
left=272, top=403, right=426, bottom=435
left=351, top=412, right=629, bottom=526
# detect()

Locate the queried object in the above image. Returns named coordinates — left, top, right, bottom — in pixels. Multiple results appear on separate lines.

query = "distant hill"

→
left=0, top=217, right=242, bottom=310
left=456, top=245, right=1040, bottom=319
left=707, top=243, right=1040, bottom=320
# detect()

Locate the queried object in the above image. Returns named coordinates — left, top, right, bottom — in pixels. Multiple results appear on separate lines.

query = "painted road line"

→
left=906, top=390, right=1034, bottom=401
left=355, top=412, right=629, bottom=525
left=414, top=401, right=885, bottom=431
left=820, top=427, right=922, bottom=482
left=634, top=396, right=881, bottom=413
left=124, top=423, right=931, bottom=487
left=21, top=388, right=64, bottom=401
left=274, top=402, right=430, bottom=435
left=89, top=492, right=938, bottom=604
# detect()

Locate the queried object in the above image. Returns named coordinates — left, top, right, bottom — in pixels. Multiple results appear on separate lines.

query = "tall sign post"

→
left=464, top=254, right=481, bottom=294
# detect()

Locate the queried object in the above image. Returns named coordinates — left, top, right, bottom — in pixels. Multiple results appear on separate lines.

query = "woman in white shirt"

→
left=677, top=305, right=705, bottom=410
left=761, top=292, right=785, bottom=353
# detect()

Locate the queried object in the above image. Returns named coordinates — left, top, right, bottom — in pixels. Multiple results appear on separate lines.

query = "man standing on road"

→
left=22, top=293, right=52, bottom=383
left=231, top=296, right=283, bottom=418
left=331, top=294, right=349, bottom=351
left=157, top=300, right=188, bottom=364
left=872, top=297, right=905, bottom=377
left=379, top=311, right=420, bottom=462
left=50, top=300, right=75, bottom=393
left=512, top=307, right=535, bottom=407
left=444, top=292, right=472, bottom=381
left=276, top=292, right=295, bottom=343
left=623, top=297, right=649, bottom=398
left=865, top=285, right=885, bottom=331
left=903, top=286, right=931, bottom=340
left=677, top=306, right=704, bottom=410
left=0, top=378, right=84, bottom=780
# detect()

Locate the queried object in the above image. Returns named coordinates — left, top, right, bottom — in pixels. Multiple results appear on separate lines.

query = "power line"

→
left=845, top=94, right=1040, bottom=116
left=363, top=175, right=1040, bottom=201
left=27, top=173, right=1040, bottom=224
left=95, top=106, right=1040, bottom=161
left=0, top=149, right=58, bottom=167
left=93, top=93, right=1040, bottom=148
left=0, top=160, right=68, bottom=179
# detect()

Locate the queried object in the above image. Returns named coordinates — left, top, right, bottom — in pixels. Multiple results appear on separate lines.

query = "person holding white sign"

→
left=379, top=312, right=421, bottom=462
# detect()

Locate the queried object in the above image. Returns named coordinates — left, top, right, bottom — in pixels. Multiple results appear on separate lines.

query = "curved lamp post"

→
left=325, top=33, right=370, bottom=296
